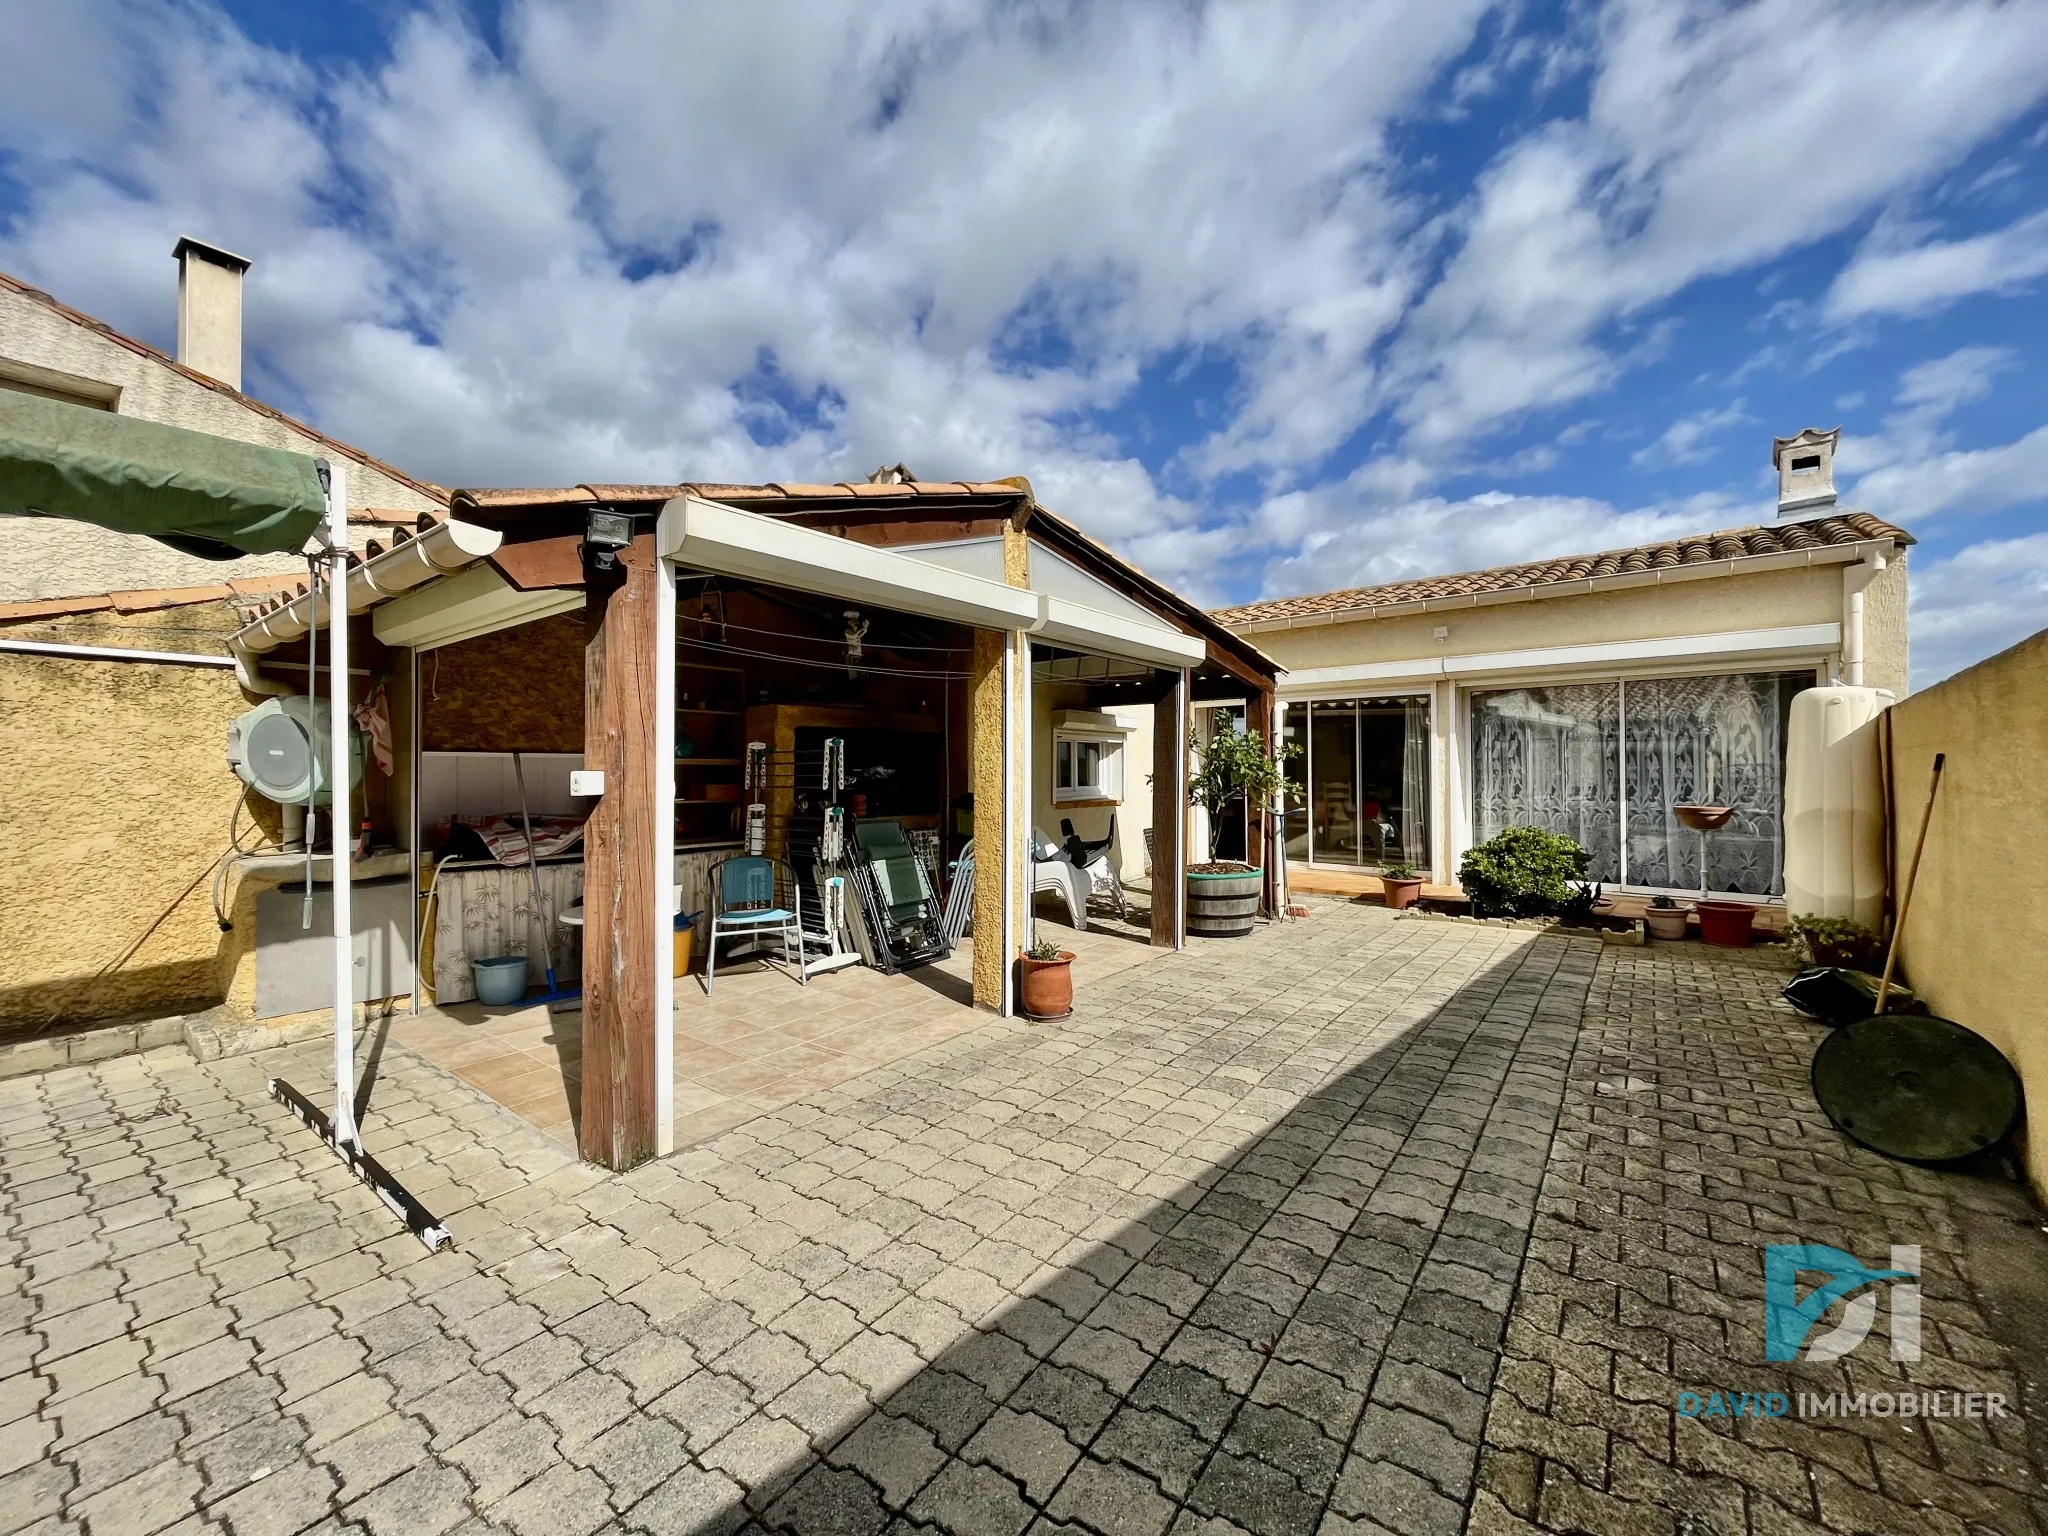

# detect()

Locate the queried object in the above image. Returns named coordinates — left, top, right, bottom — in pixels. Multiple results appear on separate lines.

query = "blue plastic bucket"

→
left=472, top=955, right=528, bottom=1006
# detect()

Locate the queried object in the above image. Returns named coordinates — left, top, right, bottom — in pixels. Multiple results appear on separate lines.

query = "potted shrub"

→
left=1019, top=938, right=1075, bottom=1020
left=1380, top=861, right=1425, bottom=910
left=1786, top=914, right=1881, bottom=970
left=1644, top=894, right=1689, bottom=941
left=1183, top=726, right=1296, bottom=938
left=1456, top=826, right=1590, bottom=918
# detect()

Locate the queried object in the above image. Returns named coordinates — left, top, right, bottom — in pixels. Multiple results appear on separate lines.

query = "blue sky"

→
left=2, top=1, right=2045, bottom=686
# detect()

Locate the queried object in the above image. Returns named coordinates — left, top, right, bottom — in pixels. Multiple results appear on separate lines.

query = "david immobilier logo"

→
left=1765, top=1243, right=1921, bottom=1362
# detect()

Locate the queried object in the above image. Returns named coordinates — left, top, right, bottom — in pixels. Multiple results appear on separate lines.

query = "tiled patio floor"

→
left=6, top=899, right=2043, bottom=1536
left=387, top=899, right=1167, bottom=1150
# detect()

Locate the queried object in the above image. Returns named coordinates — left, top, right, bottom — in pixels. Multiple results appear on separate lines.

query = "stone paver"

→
left=3, top=901, right=2043, bottom=1536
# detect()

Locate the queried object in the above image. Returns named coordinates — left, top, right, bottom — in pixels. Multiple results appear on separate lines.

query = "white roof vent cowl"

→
left=1773, top=427, right=1840, bottom=520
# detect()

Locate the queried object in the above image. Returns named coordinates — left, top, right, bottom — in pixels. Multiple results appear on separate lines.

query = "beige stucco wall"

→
left=1030, top=681, right=1154, bottom=885
left=0, top=285, right=442, bottom=602
left=1861, top=551, right=1910, bottom=698
left=1245, top=562, right=1851, bottom=674
left=1885, top=624, right=2048, bottom=1192
left=0, top=603, right=255, bottom=1029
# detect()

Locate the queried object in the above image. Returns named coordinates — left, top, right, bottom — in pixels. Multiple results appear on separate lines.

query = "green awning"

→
left=0, top=388, right=326, bottom=557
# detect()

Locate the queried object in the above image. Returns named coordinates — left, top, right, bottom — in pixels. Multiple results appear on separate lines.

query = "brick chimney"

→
left=1772, top=426, right=1840, bottom=519
left=172, top=236, right=250, bottom=391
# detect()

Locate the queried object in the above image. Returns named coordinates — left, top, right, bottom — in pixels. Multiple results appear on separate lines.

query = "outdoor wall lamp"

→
left=583, top=508, right=636, bottom=571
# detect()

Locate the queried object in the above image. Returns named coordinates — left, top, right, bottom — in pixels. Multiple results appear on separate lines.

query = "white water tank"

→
left=1783, top=685, right=1891, bottom=930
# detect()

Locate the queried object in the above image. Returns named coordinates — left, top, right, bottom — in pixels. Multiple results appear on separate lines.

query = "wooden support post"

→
left=580, top=533, right=659, bottom=1170
left=1151, top=669, right=1184, bottom=948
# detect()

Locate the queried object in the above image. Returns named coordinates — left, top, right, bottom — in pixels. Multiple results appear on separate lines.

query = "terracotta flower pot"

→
left=1694, top=900, right=1756, bottom=948
left=1644, top=905, right=1690, bottom=941
left=1381, top=877, right=1424, bottom=911
left=1019, top=952, right=1075, bottom=1019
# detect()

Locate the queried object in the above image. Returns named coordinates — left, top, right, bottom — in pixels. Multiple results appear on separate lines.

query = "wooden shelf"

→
left=675, top=757, right=742, bottom=766
left=676, top=707, right=742, bottom=715
left=676, top=798, right=744, bottom=806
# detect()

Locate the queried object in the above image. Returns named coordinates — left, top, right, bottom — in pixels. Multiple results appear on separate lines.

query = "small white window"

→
left=1053, top=732, right=1124, bottom=804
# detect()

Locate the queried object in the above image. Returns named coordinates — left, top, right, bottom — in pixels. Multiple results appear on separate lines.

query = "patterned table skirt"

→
left=428, top=849, right=729, bottom=1003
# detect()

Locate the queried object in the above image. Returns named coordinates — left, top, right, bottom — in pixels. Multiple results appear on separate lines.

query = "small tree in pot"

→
left=1182, top=727, right=1297, bottom=937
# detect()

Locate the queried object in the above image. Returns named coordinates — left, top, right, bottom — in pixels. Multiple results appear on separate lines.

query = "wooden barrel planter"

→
left=1186, top=867, right=1261, bottom=938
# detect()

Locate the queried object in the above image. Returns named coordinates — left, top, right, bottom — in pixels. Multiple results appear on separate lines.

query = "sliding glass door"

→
left=1280, top=695, right=1430, bottom=869
left=1469, top=669, right=1809, bottom=895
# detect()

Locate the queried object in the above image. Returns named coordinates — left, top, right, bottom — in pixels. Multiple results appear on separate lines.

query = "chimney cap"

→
left=172, top=236, right=251, bottom=274
left=1771, top=425, right=1840, bottom=470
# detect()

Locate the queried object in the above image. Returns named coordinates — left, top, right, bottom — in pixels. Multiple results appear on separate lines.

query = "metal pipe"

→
left=322, top=460, right=359, bottom=1151
left=653, top=555, right=677, bottom=1155
left=0, top=637, right=235, bottom=667
left=409, top=647, right=423, bottom=1016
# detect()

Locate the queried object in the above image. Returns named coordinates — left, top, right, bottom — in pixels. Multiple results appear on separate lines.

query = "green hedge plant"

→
left=1458, top=826, right=1592, bottom=918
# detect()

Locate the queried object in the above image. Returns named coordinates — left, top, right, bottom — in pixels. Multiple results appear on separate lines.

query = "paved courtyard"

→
left=4, top=900, right=2044, bottom=1536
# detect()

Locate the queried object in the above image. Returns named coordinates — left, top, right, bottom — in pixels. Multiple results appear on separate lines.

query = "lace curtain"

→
left=1469, top=683, right=1623, bottom=882
left=1624, top=672, right=1803, bottom=894
left=1470, top=670, right=1806, bottom=895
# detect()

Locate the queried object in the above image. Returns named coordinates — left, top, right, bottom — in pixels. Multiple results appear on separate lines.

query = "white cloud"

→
left=1908, top=531, right=2048, bottom=687
left=1836, top=346, right=2038, bottom=522
left=1632, top=399, right=1746, bottom=468
left=1388, top=0, right=2048, bottom=451
left=1826, top=209, right=2048, bottom=320
left=0, top=0, right=2043, bottom=687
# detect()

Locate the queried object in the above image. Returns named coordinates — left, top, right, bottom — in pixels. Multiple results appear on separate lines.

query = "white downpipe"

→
left=1000, top=635, right=1017, bottom=1015
left=1020, top=636, right=1035, bottom=957
left=1841, top=552, right=1885, bottom=687
left=653, top=557, right=677, bottom=1155
left=321, top=460, right=358, bottom=1151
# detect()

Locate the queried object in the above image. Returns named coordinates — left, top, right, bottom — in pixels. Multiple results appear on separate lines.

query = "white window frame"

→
left=1053, top=731, right=1125, bottom=805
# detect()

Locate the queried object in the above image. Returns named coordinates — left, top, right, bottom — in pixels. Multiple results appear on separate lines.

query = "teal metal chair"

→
left=705, top=855, right=804, bottom=995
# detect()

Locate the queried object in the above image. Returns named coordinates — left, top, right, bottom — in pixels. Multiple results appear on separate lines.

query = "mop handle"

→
left=1875, top=752, right=1943, bottom=1017
left=512, top=751, right=557, bottom=983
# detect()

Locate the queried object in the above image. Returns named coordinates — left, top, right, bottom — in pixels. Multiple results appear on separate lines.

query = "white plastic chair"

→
left=705, top=855, right=805, bottom=995
left=1030, top=828, right=1089, bottom=929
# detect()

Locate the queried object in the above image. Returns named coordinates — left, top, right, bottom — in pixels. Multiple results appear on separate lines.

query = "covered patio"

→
left=383, top=898, right=1166, bottom=1149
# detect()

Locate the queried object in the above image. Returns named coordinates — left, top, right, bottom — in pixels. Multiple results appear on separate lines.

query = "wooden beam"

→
left=489, top=535, right=585, bottom=592
left=1151, top=669, right=1184, bottom=948
left=579, top=534, right=659, bottom=1170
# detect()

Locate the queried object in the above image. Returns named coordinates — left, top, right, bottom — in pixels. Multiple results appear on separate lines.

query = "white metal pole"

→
left=653, top=551, right=677, bottom=1155
left=322, top=459, right=358, bottom=1149
left=1000, top=634, right=1017, bottom=1016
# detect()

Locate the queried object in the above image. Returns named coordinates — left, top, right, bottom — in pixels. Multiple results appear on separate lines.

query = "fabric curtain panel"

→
left=1399, top=697, right=1429, bottom=863
left=1624, top=671, right=1806, bottom=895
left=1469, top=683, right=1624, bottom=882
left=1470, top=670, right=1808, bottom=896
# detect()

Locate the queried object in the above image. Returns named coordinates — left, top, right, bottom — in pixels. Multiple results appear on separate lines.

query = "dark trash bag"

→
left=1782, top=966, right=1920, bottom=1027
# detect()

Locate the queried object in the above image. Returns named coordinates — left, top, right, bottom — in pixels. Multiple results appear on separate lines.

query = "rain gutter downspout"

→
left=1841, top=546, right=1888, bottom=687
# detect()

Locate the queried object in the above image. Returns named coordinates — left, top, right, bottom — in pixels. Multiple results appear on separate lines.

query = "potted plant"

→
left=1786, top=914, right=1881, bottom=970
left=1644, top=894, right=1690, bottom=941
left=1379, top=862, right=1425, bottom=910
left=1019, top=938, right=1075, bottom=1020
left=1694, top=898, right=1757, bottom=947
left=1183, top=727, right=1296, bottom=938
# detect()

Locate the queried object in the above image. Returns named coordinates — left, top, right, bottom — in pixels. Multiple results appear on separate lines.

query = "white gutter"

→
left=1840, top=550, right=1886, bottom=687
left=230, top=517, right=505, bottom=654
left=0, top=637, right=235, bottom=668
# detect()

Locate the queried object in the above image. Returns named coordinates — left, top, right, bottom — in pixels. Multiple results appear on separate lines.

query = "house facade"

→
left=1214, top=432, right=1910, bottom=903
left=0, top=245, right=446, bottom=1031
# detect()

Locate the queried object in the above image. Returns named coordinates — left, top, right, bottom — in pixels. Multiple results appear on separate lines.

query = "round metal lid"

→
left=1811, top=1014, right=2021, bottom=1163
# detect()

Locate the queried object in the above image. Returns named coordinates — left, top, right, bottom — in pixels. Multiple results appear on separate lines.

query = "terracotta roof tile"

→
left=0, top=593, right=116, bottom=622
left=0, top=268, right=447, bottom=506
left=1212, top=512, right=1913, bottom=626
